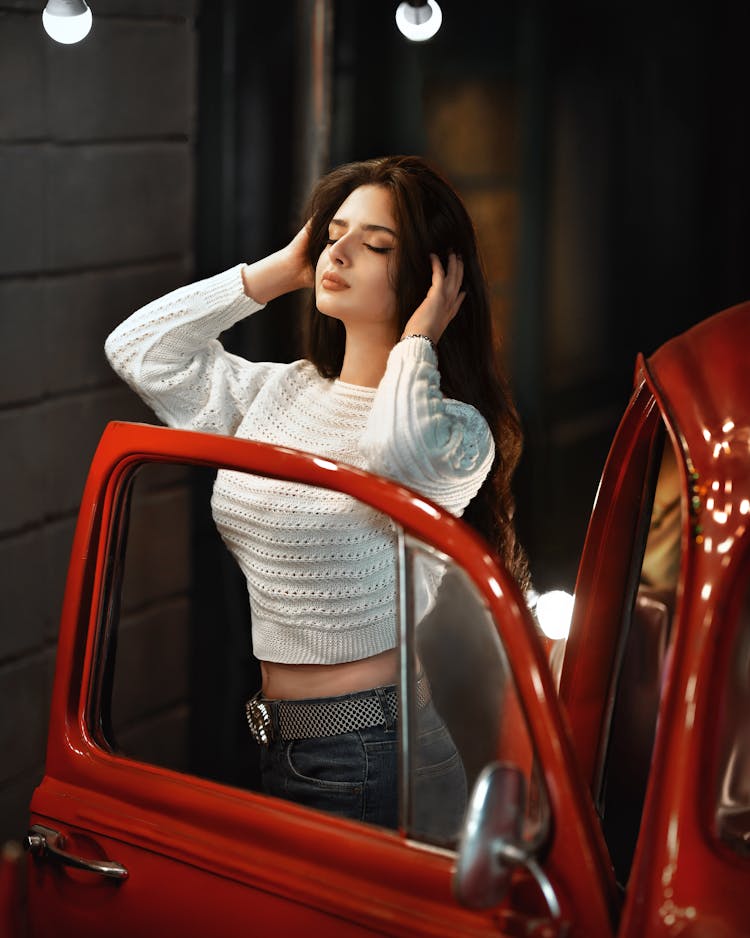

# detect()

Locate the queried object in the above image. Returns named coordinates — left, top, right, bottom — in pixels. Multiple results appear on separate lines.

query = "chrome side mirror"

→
left=453, top=762, right=561, bottom=920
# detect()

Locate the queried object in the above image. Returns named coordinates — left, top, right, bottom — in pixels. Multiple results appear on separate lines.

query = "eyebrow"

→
left=330, top=218, right=398, bottom=237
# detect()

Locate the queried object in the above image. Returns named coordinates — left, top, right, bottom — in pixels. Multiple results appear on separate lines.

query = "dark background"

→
left=201, top=0, right=750, bottom=589
left=1, top=0, right=748, bottom=838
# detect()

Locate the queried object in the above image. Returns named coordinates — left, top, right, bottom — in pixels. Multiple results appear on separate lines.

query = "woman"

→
left=105, top=155, right=528, bottom=840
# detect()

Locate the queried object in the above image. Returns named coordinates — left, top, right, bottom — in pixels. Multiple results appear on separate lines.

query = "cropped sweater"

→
left=105, top=264, right=495, bottom=664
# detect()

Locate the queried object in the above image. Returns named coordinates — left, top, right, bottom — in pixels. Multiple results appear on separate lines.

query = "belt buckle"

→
left=245, top=691, right=273, bottom=746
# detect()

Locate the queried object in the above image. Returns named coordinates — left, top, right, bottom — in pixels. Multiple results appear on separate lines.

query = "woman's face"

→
left=315, top=184, right=399, bottom=335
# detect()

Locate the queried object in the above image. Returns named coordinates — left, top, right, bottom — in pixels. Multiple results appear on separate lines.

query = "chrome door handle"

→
left=25, top=824, right=129, bottom=880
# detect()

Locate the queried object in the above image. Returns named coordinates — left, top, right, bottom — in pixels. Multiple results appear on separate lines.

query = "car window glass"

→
left=404, top=538, right=548, bottom=848
left=640, top=435, right=682, bottom=595
left=102, top=461, right=194, bottom=773
left=599, top=428, right=682, bottom=883
left=714, top=571, right=750, bottom=858
left=96, top=461, right=545, bottom=852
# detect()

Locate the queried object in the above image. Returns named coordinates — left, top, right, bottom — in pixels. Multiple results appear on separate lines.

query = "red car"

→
left=14, top=299, right=750, bottom=936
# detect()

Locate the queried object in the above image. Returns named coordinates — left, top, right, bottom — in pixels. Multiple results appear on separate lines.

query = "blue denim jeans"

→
left=258, top=685, right=467, bottom=844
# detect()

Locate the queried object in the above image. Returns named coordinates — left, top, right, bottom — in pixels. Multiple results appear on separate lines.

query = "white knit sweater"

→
left=105, top=263, right=494, bottom=664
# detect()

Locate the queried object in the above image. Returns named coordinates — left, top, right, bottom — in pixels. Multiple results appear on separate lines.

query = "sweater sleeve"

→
left=104, top=263, right=282, bottom=435
left=360, top=337, right=495, bottom=517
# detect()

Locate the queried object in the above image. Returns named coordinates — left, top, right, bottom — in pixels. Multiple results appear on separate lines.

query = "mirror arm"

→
left=497, top=841, right=562, bottom=921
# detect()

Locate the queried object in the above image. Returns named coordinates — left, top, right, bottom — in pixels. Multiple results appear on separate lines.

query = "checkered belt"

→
left=245, top=678, right=431, bottom=746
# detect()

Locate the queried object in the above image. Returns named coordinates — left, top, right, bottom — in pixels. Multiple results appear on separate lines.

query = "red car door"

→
left=25, top=421, right=617, bottom=937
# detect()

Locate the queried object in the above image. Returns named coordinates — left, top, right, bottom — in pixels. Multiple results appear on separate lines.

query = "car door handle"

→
left=25, top=824, right=129, bottom=880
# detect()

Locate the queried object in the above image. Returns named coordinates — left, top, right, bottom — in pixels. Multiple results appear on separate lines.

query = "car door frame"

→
left=27, top=420, right=618, bottom=937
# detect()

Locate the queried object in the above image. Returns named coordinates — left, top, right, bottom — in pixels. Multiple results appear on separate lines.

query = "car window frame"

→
left=85, top=453, right=549, bottom=850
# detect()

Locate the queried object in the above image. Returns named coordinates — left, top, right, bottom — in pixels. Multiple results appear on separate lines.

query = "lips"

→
left=320, top=270, right=350, bottom=290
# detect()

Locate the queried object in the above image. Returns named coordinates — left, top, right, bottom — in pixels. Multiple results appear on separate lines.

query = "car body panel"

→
left=619, top=301, right=750, bottom=937
left=561, top=300, right=750, bottom=936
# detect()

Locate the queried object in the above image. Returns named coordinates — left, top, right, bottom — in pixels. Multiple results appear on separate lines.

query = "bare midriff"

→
left=260, top=647, right=399, bottom=701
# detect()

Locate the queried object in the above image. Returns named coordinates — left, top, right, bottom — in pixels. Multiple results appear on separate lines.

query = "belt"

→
left=245, top=678, right=431, bottom=747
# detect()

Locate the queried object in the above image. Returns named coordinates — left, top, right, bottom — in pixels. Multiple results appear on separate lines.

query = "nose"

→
left=328, top=232, right=352, bottom=266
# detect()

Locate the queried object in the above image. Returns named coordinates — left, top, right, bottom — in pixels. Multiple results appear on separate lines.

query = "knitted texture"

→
left=105, top=264, right=495, bottom=664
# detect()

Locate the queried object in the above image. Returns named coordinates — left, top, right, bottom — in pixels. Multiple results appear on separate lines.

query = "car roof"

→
left=645, top=299, right=750, bottom=487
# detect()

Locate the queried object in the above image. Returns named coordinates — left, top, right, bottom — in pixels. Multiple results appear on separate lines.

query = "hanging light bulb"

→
left=42, top=0, right=93, bottom=45
left=533, top=590, right=575, bottom=641
left=395, top=1, right=442, bottom=42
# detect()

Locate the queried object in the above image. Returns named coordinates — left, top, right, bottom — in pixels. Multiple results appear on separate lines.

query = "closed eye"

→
left=326, top=237, right=392, bottom=255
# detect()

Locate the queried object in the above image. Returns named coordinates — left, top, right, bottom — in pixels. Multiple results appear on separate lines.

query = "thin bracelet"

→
left=399, top=333, right=437, bottom=354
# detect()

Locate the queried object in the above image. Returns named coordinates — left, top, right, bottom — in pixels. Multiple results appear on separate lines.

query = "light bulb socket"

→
left=44, top=0, right=89, bottom=17
left=402, top=3, right=431, bottom=25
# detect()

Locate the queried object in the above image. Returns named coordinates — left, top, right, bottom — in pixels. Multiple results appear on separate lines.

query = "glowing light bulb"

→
left=395, top=1, right=442, bottom=42
left=42, top=0, right=93, bottom=45
left=535, top=590, right=574, bottom=641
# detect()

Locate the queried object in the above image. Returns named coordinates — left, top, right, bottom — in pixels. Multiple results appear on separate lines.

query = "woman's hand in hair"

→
left=241, top=223, right=314, bottom=304
left=401, top=253, right=466, bottom=345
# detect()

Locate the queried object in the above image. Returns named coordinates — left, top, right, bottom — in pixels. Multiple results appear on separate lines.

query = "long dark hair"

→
left=301, top=155, right=529, bottom=590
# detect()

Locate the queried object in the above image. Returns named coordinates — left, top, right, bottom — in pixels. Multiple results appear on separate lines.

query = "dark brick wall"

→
left=0, top=1, right=197, bottom=842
